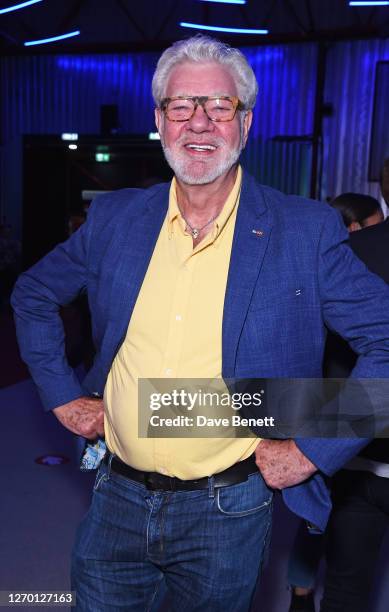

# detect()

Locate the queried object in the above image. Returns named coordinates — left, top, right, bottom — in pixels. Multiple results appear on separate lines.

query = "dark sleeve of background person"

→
left=324, top=218, right=389, bottom=463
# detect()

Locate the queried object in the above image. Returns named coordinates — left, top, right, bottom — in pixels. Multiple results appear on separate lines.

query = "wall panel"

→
left=322, top=39, right=389, bottom=203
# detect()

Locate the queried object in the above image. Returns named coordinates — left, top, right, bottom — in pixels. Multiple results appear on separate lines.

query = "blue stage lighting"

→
left=349, top=1, right=389, bottom=5
left=179, top=22, right=268, bottom=34
left=199, top=0, right=246, bottom=4
left=24, top=30, right=80, bottom=46
left=0, top=0, right=42, bottom=15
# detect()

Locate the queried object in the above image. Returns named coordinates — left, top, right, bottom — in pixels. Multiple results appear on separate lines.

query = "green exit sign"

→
left=95, top=153, right=110, bottom=162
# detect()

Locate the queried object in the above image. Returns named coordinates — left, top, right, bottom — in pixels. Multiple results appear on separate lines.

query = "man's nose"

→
left=186, top=104, right=214, bottom=131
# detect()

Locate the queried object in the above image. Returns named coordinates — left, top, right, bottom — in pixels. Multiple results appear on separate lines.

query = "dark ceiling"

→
left=0, top=0, right=388, bottom=54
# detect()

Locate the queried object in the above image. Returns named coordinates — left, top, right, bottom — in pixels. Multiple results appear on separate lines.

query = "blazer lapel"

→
left=222, top=174, right=273, bottom=377
left=103, top=184, right=170, bottom=361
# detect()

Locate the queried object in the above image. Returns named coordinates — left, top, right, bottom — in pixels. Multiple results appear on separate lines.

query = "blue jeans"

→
left=71, top=457, right=273, bottom=611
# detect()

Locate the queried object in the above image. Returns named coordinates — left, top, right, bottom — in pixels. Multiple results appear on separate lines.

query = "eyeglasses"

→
left=160, top=96, right=245, bottom=122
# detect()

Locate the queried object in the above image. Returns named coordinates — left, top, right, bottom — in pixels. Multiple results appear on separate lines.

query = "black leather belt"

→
left=104, top=453, right=258, bottom=492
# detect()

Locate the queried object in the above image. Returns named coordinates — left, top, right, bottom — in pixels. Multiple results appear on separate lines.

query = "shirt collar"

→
left=168, top=165, right=242, bottom=239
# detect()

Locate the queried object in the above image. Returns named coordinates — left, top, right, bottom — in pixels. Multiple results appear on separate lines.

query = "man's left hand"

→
left=255, top=439, right=317, bottom=489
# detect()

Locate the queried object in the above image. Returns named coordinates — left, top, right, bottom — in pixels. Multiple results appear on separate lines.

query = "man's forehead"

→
left=165, top=62, right=238, bottom=97
left=166, top=92, right=234, bottom=98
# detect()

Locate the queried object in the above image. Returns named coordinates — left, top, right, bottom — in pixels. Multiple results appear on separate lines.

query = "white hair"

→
left=152, top=35, right=258, bottom=110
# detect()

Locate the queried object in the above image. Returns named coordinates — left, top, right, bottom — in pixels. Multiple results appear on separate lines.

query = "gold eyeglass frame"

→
left=160, top=96, right=245, bottom=122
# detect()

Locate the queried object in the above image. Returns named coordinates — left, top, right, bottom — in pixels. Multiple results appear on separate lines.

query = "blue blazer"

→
left=12, top=171, right=389, bottom=531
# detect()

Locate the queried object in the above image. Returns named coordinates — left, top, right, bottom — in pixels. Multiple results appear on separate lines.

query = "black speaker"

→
left=100, top=104, right=119, bottom=135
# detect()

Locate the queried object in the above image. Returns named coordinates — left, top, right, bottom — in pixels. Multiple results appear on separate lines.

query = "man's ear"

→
left=349, top=221, right=362, bottom=233
left=155, top=108, right=162, bottom=136
left=241, top=110, right=253, bottom=149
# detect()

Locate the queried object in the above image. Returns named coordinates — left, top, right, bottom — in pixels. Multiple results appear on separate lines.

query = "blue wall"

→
left=1, top=39, right=388, bottom=239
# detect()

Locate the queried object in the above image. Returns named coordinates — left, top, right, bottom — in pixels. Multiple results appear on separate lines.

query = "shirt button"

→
left=165, top=368, right=173, bottom=376
left=175, top=314, right=182, bottom=321
left=159, top=468, right=168, bottom=475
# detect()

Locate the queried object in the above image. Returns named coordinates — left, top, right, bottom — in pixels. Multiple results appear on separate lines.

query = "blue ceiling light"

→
left=0, top=0, right=42, bottom=15
left=24, top=29, right=80, bottom=46
left=179, top=22, right=269, bottom=34
left=349, top=1, right=389, bottom=5
left=198, top=0, right=246, bottom=5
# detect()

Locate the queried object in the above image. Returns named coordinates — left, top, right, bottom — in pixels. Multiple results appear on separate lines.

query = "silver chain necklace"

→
left=177, top=205, right=219, bottom=239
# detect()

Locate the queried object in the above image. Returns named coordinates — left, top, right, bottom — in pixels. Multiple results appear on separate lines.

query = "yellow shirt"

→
left=104, top=166, right=258, bottom=478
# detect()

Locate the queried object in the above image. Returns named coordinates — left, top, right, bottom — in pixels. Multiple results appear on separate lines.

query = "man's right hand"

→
left=53, top=397, right=105, bottom=439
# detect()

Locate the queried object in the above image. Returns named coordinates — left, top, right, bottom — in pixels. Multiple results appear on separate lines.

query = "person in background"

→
left=287, top=191, right=386, bottom=612
left=330, top=192, right=383, bottom=232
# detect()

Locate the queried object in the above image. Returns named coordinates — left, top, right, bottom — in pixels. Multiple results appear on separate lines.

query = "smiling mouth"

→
left=184, top=144, right=218, bottom=152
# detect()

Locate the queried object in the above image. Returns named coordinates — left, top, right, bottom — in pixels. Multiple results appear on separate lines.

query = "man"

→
left=11, top=36, right=389, bottom=611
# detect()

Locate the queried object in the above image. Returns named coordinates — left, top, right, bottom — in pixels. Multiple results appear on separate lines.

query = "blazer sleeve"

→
left=11, top=200, right=98, bottom=411
left=296, top=207, right=389, bottom=474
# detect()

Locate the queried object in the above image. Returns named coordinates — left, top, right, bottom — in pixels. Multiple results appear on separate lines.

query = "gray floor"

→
left=1, top=379, right=388, bottom=612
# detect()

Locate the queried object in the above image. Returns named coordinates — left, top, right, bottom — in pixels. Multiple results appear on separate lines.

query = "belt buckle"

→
left=144, top=472, right=175, bottom=491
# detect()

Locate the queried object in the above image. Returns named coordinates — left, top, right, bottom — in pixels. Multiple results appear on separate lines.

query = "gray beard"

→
left=161, top=140, right=244, bottom=185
